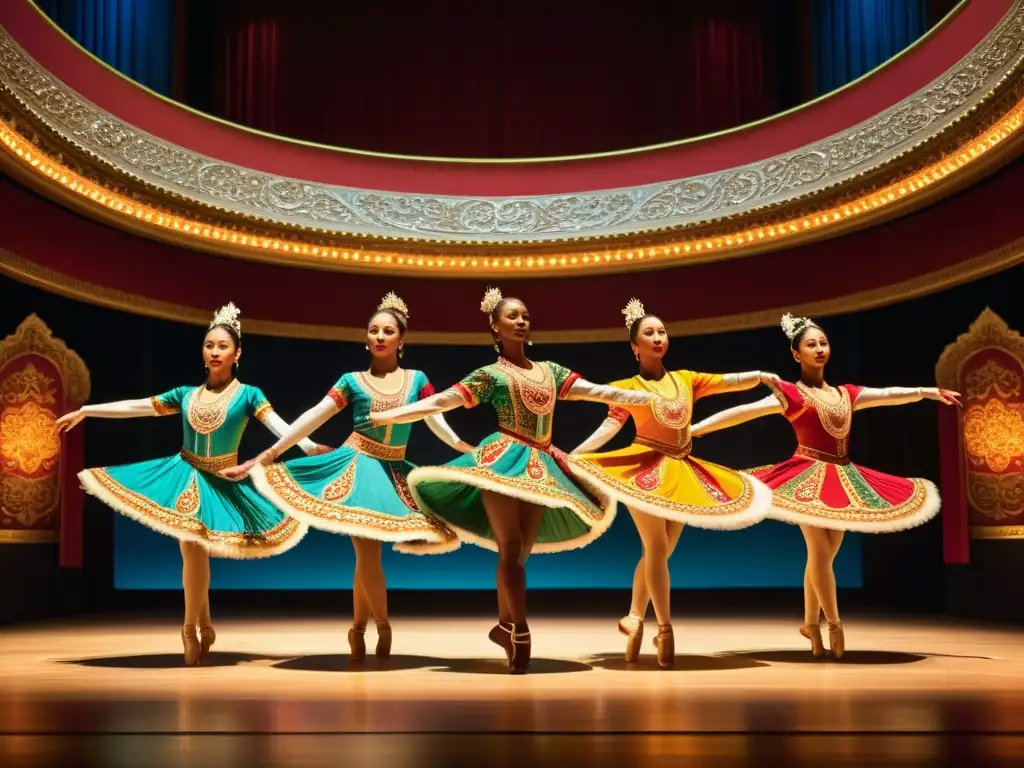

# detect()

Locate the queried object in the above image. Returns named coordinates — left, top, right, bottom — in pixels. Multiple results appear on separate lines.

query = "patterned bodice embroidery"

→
left=186, top=379, right=242, bottom=436
left=328, top=369, right=433, bottom=449
left=456, top=359, right=577, bottom=446
left=165, top=382, right=268, bottom=461
left=788, top=382, right=854, bottom=461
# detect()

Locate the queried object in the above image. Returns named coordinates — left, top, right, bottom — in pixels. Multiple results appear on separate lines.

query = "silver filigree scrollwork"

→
left=0, top=2, right=1022, bottom=243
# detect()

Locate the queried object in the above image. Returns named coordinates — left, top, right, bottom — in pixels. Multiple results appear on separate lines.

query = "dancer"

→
left=361, top=287, right=654, bottom=673
left=567, top=298, right=776, bottom=668
left=222, top=293, right=473, bottom=661
left=54, top=303, right=323, bottom=666
left=690, top=313, right=960, bottom=659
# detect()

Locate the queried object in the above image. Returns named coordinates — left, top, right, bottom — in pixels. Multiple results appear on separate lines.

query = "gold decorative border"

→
left=2, top=242, right=1021, bottom=344
left=970, top=525, right=1024, bottom=539
left=0, top=529, right=58, bottom=543
left=0, top=0, right=1022, bottom=275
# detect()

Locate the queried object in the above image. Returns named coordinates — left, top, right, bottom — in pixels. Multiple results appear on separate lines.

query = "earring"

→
left=634, top=352, right=639, bottom=361
left=398, top=345, right=404, bottom=358
left=493, top=343, right=501, bottom=354
left=527, top=339, right=533, bottom=346
left=365, top=344, right=370, bottom=351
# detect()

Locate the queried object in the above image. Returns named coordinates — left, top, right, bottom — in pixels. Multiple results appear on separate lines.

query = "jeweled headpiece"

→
left=210, top=302, right=242, bottom=337
left=780, top=312, right=816, bottom=341
left=378, top=291, right=409, bottom=319
left=622, top=297, right=646, bottom=330
left=480, top=287, right=503, bottom=316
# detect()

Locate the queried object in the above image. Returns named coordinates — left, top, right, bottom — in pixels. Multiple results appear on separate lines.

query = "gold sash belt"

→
left=635, top=434, right=692, bottom=459
left=180, top=448, right=239, bottom=473
left=795, top=445, right=850, bottom=465
left=345, top=432, right=406, bottom=461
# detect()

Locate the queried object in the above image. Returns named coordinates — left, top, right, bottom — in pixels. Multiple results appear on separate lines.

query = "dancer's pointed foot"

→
left=489, top=620, right=514, bottom=665
left=618, top=613, right=644, bottom=663
left=181, top=624, right=201, bottom=667
left=375, top=620, right=392, bottom=659
left=510, top=623, right=531, bottom=674
left=654, top=623, right=674, bottom=669
left=800, top=623, right=825, bottom=658
left=828, top=619, right=845, bottom=660
left=348, top=623, right=367, bottom=662
left=198, top=625, right=216, bottom=665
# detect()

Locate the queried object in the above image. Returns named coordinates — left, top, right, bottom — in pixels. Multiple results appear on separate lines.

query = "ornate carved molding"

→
left=0, top=314, right=90, bottom=404
left=936, top=308, right=1024, bottom=388
left=1, top=3, right=1023, bottom=247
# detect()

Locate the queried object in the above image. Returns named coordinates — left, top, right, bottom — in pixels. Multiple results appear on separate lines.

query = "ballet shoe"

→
left=510, top=624, right=531, bottom=674
left=348, top=623, right=367, bottom=662
left=828, top=619, right=845, bottom=660
left=799, top=623, right=825, bottom=658
left=375, top=620, right=392, bottom=659
left=198, top=625, right=216, bottom=665
left=617, top=613, right=644, bottom=663
left=181, top=624, right=201, bottom=667
left=489, top=620, right=514, bottom=665
left=654, top=623, right=674, bottom=669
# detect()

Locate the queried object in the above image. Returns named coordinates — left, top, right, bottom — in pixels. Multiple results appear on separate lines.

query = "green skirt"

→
left=399, top=431, right=615, bottom=555
left=79, top=453, right=306, bottom=559
left=249, top=436, right=459, bottom=552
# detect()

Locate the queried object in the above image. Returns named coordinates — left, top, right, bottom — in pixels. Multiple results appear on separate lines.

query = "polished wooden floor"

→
left=2, top=614, right=1022, bottom=765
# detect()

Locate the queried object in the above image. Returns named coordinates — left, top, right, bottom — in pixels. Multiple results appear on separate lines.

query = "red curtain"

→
left=216, top=15, right=279, bottom=132
left=198, top=0, right=785, bottom=157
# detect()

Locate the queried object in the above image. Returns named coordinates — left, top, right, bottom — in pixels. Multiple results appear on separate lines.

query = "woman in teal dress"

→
left=54, top=303, right=323, bottom=666
left=366, top=287, right=653, bottom=673
left=223, top=293, right=473, bottom=661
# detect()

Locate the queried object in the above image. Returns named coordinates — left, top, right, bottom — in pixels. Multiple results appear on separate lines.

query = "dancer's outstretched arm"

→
left=853, top=386, right=960, bottom=410
left=690, top=395, right=784, bottom=437
left=562, top=378, right=652, bottom=406
left=256, top=408, right=322, bottom=455
left=571, top=412, right=627, bottom=455
left=423, top=413, right=475, bottom=453
left=54, top=398, right=161, bottom=434
left=687, top=370, right=780, bottom=397
left=371, top=387, right=468, bottom=426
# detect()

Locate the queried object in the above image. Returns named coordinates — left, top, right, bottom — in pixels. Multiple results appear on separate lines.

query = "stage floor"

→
left=2, top=614, right=1022, bottom=765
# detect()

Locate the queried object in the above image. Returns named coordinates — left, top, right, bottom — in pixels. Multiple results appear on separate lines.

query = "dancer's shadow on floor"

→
left=433, top=658, right=594, bottom=675
left=721, top=649, right=932, bottom=665
left=587, top=653, right=768, bottom=672
left=273, top=654, right=444, bottom=673
left=61, top=652, right=287, bottom=669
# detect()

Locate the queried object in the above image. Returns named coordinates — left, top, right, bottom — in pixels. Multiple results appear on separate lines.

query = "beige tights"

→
left=800, top=525, right=844, bottom=625
left=627, top=509, right=685, bottom=625
left=179, top=541, right=211, bottom=626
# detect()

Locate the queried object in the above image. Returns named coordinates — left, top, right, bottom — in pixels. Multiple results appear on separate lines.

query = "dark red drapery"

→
left=198, top=0, right=785, bottom=157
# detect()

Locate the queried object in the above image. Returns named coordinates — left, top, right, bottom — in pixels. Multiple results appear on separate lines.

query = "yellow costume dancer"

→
left=567, top=298, right=775, bottom=667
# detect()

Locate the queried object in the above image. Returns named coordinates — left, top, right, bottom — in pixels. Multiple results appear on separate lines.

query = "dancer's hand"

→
left=759, top=371, right=781, bottom=387
left=250, top=448, right=278, bottom=467
left=927, top=388, right=962, bottom=407
left=455, top=440, right=476, bottom=454
left=308, top=443, right=334, bottom=456
left=219, top=459, right=256, bottom=481
left=53, top=409, right=85, bottom=435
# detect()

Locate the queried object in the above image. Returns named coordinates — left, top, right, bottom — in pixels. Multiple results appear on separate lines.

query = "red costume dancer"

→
left=691, top=313, right=960, bottom=659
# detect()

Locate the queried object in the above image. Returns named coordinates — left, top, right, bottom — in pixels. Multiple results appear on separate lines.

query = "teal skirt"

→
left=79, top=454, right=306, bottom=559
left=249, top=437, right=459, bottom=552
left=400, top=431, right=615, bottom=555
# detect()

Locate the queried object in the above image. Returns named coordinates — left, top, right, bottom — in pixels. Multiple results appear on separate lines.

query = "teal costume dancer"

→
left=250, top=368, right=462, bottom=551
left=79, top=379, right=307, bottom=557
left=371, top=357, right=653, bottom=554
